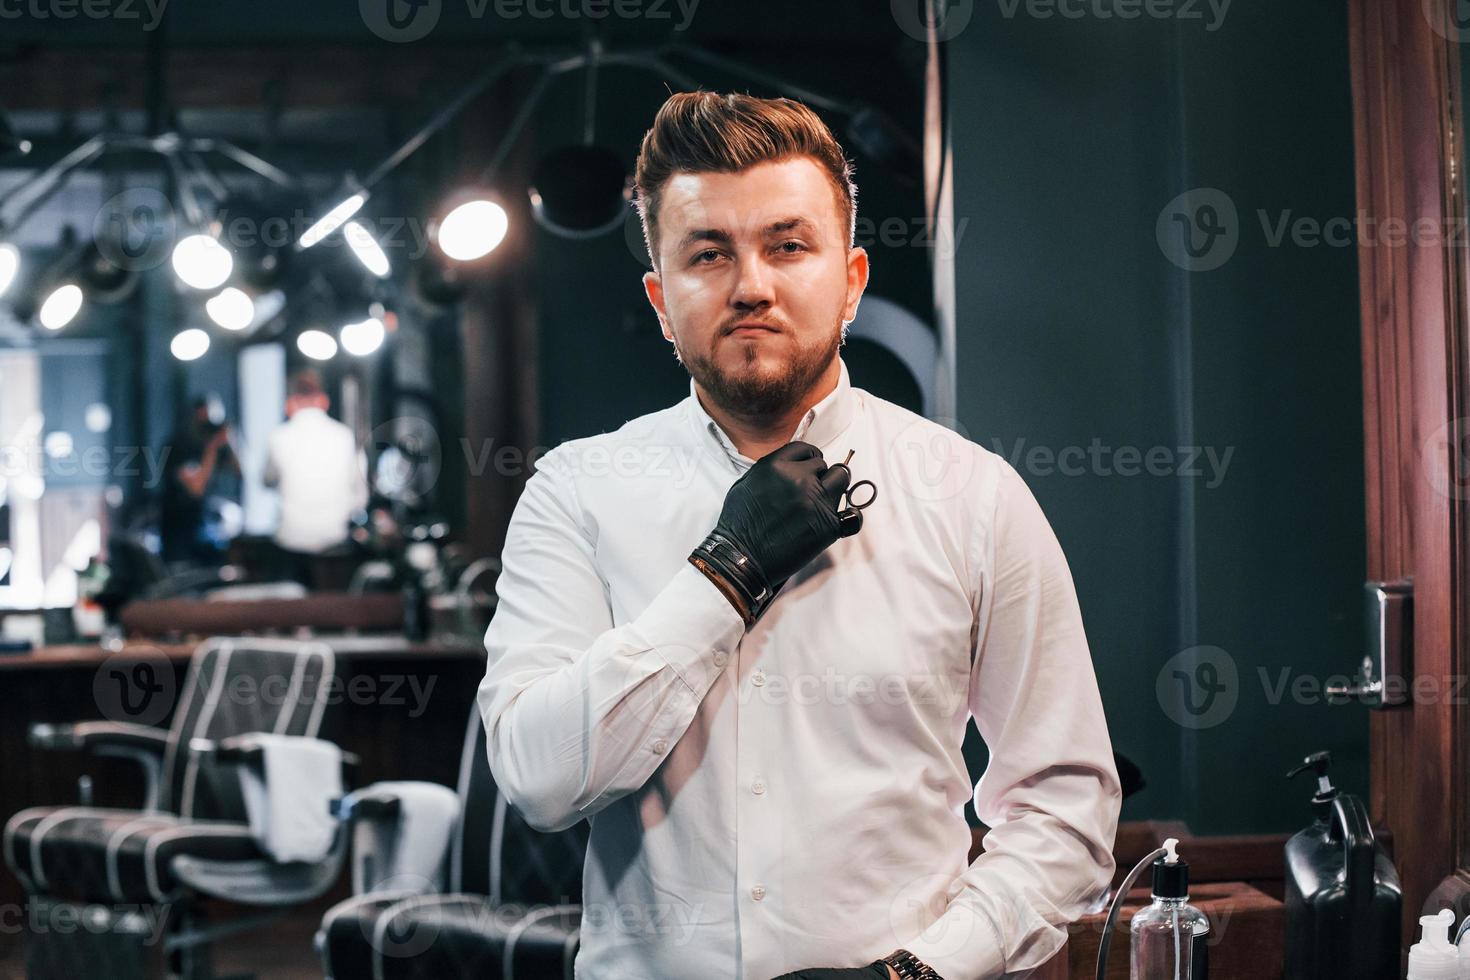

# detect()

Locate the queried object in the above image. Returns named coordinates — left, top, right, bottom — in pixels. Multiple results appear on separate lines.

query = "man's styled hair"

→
left=288, top=368, right=325, bottom=400
left=633, top=91, right=858, bottom=272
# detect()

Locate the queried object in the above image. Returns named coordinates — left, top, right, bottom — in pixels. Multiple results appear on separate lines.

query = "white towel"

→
left=238, top=734, right=343, bottom=863
left=362, top=780, right=461, bottom=893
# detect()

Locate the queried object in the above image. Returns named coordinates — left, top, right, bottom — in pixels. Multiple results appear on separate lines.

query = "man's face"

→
left=643, top=156, right=868, bottom=418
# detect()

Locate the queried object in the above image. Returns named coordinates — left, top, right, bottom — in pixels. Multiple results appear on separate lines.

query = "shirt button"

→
left=713, top=651, right=728, bottom=668
left=751, top=779, right=766, bottom=796
left=651, top=739, right=668, bottom=754
left=751, top=668, right=766, bottom=687
left=750, top=885, right=766, bottom=901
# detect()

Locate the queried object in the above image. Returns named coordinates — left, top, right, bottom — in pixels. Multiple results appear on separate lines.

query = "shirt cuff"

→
left=901, top=903, right=1008, bottom=980
left=629, top=562, right=747, bottom=694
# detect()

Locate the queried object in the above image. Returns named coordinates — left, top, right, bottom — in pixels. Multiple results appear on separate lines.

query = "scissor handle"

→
left=844, top=479, right=877, bottom=511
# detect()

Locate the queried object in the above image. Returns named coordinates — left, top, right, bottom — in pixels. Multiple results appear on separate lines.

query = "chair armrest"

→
left=329, top=787, right=404, bottom=823
left=191, top=734, right=362, bottom=779
left=29, top=721, right=169, bottom=754
left=30, top=721, right=170, bottom=810
left=329, top=781, right=460, bottom=896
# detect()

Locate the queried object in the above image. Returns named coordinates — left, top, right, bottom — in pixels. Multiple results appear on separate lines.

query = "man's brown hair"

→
left=633, top=91, right=858, bottom=272
left=288, top=368, right=324, bottom=400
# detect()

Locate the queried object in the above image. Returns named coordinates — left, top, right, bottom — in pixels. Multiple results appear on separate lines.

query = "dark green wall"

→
left=948, top=1, right=1367, bottom=834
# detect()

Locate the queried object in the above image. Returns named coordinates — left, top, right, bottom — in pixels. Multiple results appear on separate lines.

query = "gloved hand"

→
left=770, top=962, right=891, bottom=979
left=688, top=441, right=855, bottom=625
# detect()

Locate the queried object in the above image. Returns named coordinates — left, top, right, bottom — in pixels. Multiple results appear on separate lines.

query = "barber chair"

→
left=317, top=704, right=589, bottom=979
left=4, top=637, right=350, bottom=980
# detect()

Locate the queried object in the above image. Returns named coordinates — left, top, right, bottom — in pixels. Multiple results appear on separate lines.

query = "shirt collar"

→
left=688, top=356, right=856, bottom=467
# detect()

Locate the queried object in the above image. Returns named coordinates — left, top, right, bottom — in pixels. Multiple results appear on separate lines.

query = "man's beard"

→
left=672, top=321, right=844, bottom=421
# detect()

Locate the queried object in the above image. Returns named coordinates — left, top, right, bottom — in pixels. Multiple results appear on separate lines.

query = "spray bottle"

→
left=1095, top=837, right=1209, bottom=980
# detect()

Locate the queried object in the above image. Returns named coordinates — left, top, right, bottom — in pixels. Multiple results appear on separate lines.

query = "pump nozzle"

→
left=1286, top=751, right=1338, bottom=803
left=1408, top=909, right=1458, bottom=979
left=1162, top=837, right=1180, bottom=864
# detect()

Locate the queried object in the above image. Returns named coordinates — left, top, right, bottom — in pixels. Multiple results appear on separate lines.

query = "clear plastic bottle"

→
left=1130, top=840, right=1210, bottom=980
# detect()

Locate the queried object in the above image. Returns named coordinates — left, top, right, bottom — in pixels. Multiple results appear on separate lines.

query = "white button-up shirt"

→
left=478, top=356, right=1121, bottom=979
left=262, top=407, right=369, bottom=554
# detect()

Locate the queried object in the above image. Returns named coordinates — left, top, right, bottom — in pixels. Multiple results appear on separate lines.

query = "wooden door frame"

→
left=1350, top=0, right=1470, bottom=938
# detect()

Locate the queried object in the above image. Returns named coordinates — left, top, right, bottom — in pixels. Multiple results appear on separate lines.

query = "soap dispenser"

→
left=1129, top=839, right=1209, bottom=980
left=1408, top=909, right=1458, bottom=979
left=1283, top=751, right=1402, bottom=979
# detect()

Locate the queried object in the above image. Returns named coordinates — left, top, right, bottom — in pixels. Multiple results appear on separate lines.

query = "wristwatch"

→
left=881, top=949, right=943, bottom=979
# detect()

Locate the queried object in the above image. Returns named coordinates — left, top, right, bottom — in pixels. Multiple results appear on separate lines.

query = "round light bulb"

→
left=0, top=243, right=19, bottom=298
left=206, top=287, right=256, bottom=331
left=340, top=316, right=385, bottom=356
left=297, top=329, right=338, bottom=361
left=170, top=327, right=211, bottom=361
left=345, top=221, right=391, bottom=278
left=38, top=283, right=83, bottom=330
left=438, top=199, right=509, bottom=261
left=172, top=234, right=233, bottom=290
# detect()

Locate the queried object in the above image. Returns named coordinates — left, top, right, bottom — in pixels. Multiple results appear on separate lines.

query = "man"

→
left=160, top=393, right=239, bottom=564
left=478, top=92, right=1121, bottom=979
left=262, top=369, right=368, bottom=581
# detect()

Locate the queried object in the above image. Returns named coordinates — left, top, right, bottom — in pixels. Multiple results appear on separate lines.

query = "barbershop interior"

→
left=1, top=1, right=1466, bottom=978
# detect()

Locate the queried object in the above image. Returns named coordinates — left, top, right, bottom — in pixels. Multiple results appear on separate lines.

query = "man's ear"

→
left=643, top=269, right=673, bottom=342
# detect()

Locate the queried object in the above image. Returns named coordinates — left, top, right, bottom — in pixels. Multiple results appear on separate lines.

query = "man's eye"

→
left=777, top=241, right=806, bottom=254
left=693, top=249, right=722, bottom=264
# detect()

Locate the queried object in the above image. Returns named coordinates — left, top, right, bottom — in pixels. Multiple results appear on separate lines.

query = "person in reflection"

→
left=477, top=92, right=1122, bottom=980
left=262, top=369, right=369, bottom=587
left=160, top=393, right=240, bottom=565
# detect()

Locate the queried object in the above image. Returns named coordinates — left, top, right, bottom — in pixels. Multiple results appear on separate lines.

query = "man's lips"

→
left=726, top=322, right=780, bottom=336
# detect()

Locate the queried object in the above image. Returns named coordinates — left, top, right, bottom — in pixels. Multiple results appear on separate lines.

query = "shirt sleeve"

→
left=476, top=447, right=748, bottom=833
left=262, top=433, right=280, bottom=489
left=350, top=445, right=369, bottom=511
left=903, top=460, right=1122, bottom=979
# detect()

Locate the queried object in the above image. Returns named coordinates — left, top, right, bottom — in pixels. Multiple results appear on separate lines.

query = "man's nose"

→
left=729, top=252, right=775, bottom=307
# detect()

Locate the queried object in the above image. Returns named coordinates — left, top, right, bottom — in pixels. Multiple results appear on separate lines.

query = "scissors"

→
left=828, top=449, right=877, bottom=537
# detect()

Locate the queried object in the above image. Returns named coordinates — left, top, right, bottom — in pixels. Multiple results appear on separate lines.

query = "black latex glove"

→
left=712, top=440, right=853, bottom=592
left=770, top=962, right=890, bottom=980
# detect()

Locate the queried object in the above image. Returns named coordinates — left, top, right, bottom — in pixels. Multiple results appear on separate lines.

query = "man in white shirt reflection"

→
left=478, top=92, right=1121, bottom=980
left=262, top=369, right=368, bottom=584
